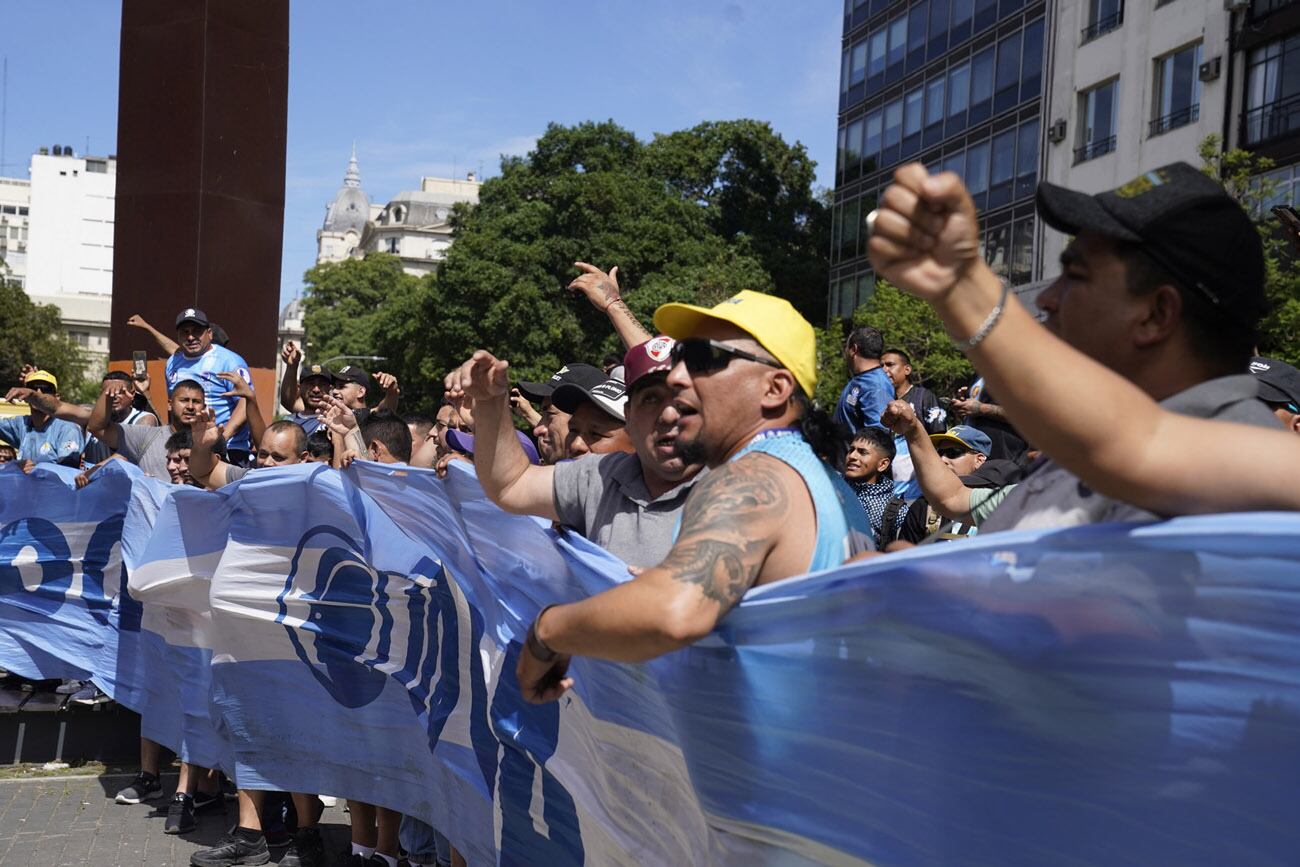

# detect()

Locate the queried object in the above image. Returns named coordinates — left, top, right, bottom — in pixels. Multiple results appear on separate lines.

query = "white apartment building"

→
left=0, top=177, right=31, bottom=288
left=1038, top=0, right=1232, bottom=271
left=23, top=147, right=116, bottom=365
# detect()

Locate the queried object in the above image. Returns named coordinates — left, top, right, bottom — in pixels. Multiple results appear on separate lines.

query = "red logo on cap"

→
left=646, top=336, right=674, bottom=362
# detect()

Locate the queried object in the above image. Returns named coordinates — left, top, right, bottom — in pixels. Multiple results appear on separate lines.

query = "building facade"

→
left=1232, top=0, right=1300, bottom=206
left=831, top=0, right=1049, bottom=321
left=316, top=149, right=482, bottom=278
left=23, top=147, right=116, bottom=366
left=0, top=176, right=31, bottom=288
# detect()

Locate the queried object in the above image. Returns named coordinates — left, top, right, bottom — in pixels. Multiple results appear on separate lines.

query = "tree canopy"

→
left=0, top=272, right=92, bottom=401
left=302, top=119, right=829, bottom=414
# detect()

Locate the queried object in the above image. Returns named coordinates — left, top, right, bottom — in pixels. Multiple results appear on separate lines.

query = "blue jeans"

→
left=398, top=815, right=451, bottom=866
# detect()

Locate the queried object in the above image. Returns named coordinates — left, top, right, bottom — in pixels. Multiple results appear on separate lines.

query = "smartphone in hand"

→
left=132, top=351, right=147, bottom=378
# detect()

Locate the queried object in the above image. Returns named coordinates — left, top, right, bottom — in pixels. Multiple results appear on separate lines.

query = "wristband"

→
left=952, top=283, right=1009, bottom=352
left=526, top=605, right=560, bottom=662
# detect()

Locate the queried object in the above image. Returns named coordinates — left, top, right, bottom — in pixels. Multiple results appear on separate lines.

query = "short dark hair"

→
left=846, top=326, right=884, bottom=360
left=882, top=347, right=912, bottom=366
left=306, top=429, right=334, bottom=460
left=1120, top=243, right=1256, bottom=368
left=851, top=426, right=896, bottom=461
left=103, top=370, right=133, bottom=384
left=602, top=351, right=624, bottom=368
left=264, top=420, right=307, bottom=455
left=403, top=412, right=436, bottom=441
left=164, top=429, right=192, bottom=452
left=362, top=410, right=412, bottom=463
left=170, top=379, right=205, bottom=398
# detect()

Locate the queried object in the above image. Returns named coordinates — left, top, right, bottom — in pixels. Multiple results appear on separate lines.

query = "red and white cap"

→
left=623, top=335, right=676, bottom=389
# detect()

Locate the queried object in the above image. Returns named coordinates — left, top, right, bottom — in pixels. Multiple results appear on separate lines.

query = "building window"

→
left=18, top=207, right=27, bottom=216
left=385, top=238, right=399, bottom=254
left=1150, top=43, right=1202, bottom=136
left=994, top=30, right=1023, bottom=115
left=1010, top=218, right=1035, bottom=285
left=864, top=109, right=883, bottom=169
left=1077, top=79, right=1119, bottom=163
left=1244, top=34, right=1300, bottom=146
left=948, top=61, right=972, bottom=132
left=1016, top=119, right=1040, bottom=198
left=1, top=206, right=13, bottom=215
left=967, top=140, right=991, bottom=210
left=969, top=47, right=995, bottom=126
left=903, top=87, right=925, bottom=157
left=1082, top=0, right=1123, bottom=42
left=69, top=331, right=91, bottom=347
left=1021, top=18, right=1045, bottom=102
left=868, top=27, right=888, bottom=92
left=989, top=128, right=1017, bottom=209
left=845, top=117, right=863, bottom=180
left=907, top=1, right=928, bottom=71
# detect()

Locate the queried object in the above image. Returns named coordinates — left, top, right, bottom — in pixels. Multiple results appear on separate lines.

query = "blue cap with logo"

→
left=929, top=424, right=992, bottom=457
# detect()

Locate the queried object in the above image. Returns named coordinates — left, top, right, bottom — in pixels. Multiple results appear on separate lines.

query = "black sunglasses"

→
left=669, top=338, right=782, bottom=375
left=27, top=383, right=56, bottom=395
left=936, top=447, right=971, bottom=460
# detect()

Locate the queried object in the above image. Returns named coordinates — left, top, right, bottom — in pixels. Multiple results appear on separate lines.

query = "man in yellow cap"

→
left=0, top=370, right=88, bottom=467
left=515, top=290, right=871, bottom=703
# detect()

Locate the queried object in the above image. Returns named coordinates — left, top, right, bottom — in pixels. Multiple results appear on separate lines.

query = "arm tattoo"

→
left=659, top=458, right=787, bottom=610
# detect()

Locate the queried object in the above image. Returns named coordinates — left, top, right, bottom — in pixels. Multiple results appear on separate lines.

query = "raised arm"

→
left=373, top=371, right=401, bottom=413
left=867, top=164, right=1300, bottom=515
left=188, top=408, right=234, bottom=489
left=444, top=352, right=557, bottom=519
left=86, top=379, right=124, bottom=449
left=218, top=372, right=265, bottom=448
left=881, top=399, right=975, bottom=522
left=3, top=387, right=91, bottom=427
left=514, top=455, right=787, bottom=702
left=316, top=394, right=367, bottom=456
left=279, top=341, right=304, bottom=413
left=568, top=262, right=653, bottom=351
left=127, top=314, right=180, bottom=356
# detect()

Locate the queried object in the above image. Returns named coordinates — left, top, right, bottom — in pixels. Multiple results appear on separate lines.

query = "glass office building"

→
left=830, top=0, right=1047, bottom=321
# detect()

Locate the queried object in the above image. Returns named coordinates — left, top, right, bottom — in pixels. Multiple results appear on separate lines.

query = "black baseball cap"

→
left=332, top=365, right=368, bottom=388
left=1250, top=356, right=1300, bottom=409
left=299, top=363, right=332, bottom=384
left=551, top=370, right=628, bottom=421
left=1036, top=162, right=1265, bottom=332
left=517, top=363, right=603, bottom=402
left=175, top=307, right=210, bottom=329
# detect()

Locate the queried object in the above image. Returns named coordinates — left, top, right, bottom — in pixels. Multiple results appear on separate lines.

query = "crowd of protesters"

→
left=3, top=159, right=1300, bottom=866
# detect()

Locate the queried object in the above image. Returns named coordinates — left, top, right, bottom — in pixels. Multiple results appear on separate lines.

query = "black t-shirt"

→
left=902, top=384, right=947, bottom=435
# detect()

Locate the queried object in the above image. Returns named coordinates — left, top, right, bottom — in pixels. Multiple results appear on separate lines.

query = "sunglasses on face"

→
left=936, top=447, right=972, bottom=460
left=28, top=383, right=56, bottom=395
left=669, top=338, right=782, bottom=375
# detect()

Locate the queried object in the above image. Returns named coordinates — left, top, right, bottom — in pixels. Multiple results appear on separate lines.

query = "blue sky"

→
left=2, top=1, right=840, bottom=308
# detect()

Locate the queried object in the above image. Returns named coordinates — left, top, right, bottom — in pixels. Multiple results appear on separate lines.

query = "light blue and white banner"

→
left=3, top=457, right=1300, bottom=864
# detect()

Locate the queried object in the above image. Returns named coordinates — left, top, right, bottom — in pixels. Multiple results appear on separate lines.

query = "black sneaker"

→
left=164, top=793, right=196, bottom=835
left=189, top=832, right=271, bottom=867
left=280, top=827, right=325, bottom=867
left=193, top=789, right=224, bottom=814
left=114, top=771, right=163, bottom=805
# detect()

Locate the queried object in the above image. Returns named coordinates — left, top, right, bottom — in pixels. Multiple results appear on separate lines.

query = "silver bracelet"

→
left=952, top=283, right=1009, bottom=352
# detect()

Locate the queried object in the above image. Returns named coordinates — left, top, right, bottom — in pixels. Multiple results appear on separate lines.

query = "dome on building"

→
left=322, top=144, right=371, bottom=234
left=279, top=296, right=305, bottom=331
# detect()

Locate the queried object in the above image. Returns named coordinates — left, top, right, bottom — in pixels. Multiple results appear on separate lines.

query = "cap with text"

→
left=550, top=368, right=628, bottom=421
left=517, top=363, right=604, bottom=402
left=23, top=370, right=58, bottom=390
left=929, top=424, right=992, bottom=457
left=1250, top=356, right=1300, bottom=409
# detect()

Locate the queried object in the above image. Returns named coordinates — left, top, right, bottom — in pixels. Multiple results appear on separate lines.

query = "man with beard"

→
left=447, top=336, right=704, bottom=567
left=89, top=379, right=208, bottom=481
left=165, top=308, right=255, bottom=464
left=511, top=292, right=872, bottom=702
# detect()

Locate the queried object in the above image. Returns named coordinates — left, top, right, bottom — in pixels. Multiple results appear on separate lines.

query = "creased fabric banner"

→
left=4, top=458, right=1300, bottom=865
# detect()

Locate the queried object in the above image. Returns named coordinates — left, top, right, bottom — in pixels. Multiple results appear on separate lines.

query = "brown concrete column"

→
left=108, top=0, right=288, bottom=421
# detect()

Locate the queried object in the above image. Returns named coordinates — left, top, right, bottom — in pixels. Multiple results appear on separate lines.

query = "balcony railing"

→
left=1074, top=135, right=1117, bottom=164
left=1149, top=103, right=1199, bottom=137
left=1242, top=92, right=1300, bottom=146
left=1081, top=8, right=1123, bottom=42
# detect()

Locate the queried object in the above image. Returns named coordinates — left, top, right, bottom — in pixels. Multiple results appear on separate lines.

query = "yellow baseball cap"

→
left=23, top=370, right=58, bottom=390
left=653, top=290, right=818, bottom=396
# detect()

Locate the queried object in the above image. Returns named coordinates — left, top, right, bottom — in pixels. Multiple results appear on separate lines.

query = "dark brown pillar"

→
left=109, top=0, right=288, bottom=416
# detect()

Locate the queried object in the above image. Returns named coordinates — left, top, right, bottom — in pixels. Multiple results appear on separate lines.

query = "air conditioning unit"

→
left=1047, top=119, right=1068, bottom=143
left=1199, top=56, right=1222, bottom=81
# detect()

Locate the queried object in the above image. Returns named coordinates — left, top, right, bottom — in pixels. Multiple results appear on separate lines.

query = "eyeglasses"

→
left=936, top=447, right=971, bottom=460
left=27, top=383, right=56, bottom=395
left=669, top=338, right=782, bottom=375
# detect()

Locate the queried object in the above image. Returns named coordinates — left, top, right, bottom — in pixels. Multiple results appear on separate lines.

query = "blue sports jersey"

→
left=0, top=415, right=87, bottom=466
left=165, top=344, right=253, bottom=451
left=834, top=366, right=894, bottom=434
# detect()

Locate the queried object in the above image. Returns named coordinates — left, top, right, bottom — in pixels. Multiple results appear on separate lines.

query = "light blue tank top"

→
left=732, top=430, right=872, bottom=572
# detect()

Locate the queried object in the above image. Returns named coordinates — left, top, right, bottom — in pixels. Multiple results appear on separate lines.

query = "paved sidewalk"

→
left=0, top=772, right=354, bottom=866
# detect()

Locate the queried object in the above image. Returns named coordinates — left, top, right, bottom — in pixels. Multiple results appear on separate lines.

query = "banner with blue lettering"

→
left=4, top=456, right=1300, bottom=864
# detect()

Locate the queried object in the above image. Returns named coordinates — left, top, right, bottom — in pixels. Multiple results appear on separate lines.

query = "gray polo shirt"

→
left=115, top=424, right=177, bottom=481
left=980, top=375, right=1279, bottom=534
left=552, top=452, right=702, bottom=567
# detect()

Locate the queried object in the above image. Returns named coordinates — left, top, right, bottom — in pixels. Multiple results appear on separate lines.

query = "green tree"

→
left=852, top=281, right=974, bottom=398
left=1198, top=135, right=1300, bottom=364
left=0, top=273, right=90, bottom=398
left=301, top=253, right=419, bottom=368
